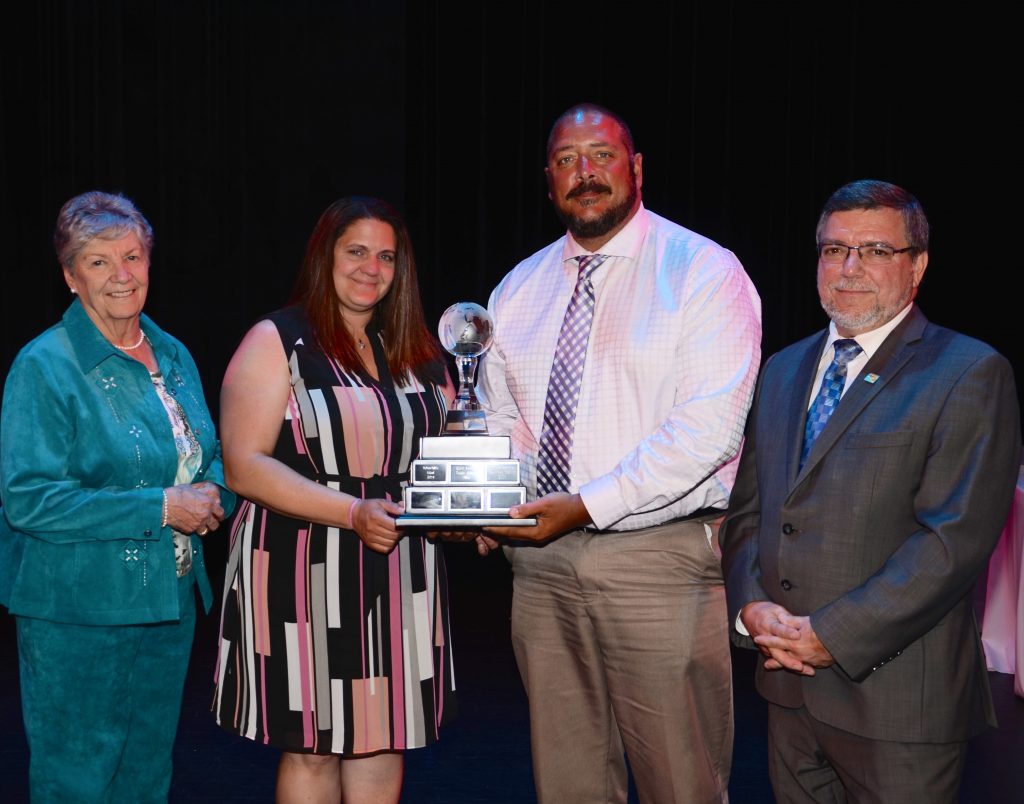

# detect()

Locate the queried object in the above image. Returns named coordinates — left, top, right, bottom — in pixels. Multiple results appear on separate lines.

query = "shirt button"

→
left=782, top=523, right=795, bottom=535
left=781, top=579, right=793, bottom=591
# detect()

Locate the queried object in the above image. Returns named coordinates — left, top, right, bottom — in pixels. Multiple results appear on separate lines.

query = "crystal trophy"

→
left=396, top=302, right=535, bottom=526
left=439, top=301, right=492, bottom=434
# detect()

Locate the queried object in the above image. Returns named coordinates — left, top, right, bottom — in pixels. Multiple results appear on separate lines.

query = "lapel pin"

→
left=864, top=373, right=879, bottom=384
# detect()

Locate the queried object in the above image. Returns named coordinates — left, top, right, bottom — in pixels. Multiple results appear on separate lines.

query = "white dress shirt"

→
left=478, top=205, right=762, bottom=530
left=808, top=305, right=914, bottom=407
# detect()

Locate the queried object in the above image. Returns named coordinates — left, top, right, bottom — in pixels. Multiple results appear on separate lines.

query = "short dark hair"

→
left=546, top=103, right=636, bottom=159
left=816, top=179, right=929, bottom=252
left=290, top=196, right=443, bottom=384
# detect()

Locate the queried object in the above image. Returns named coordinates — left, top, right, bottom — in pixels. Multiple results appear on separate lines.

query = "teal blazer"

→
left=0, top=300, right=236, bottom=625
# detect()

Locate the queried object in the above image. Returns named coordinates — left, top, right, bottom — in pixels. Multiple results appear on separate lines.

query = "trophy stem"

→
left=445, top=354, right=488, bottom=433
left=454, top=355, right=481, bottom=410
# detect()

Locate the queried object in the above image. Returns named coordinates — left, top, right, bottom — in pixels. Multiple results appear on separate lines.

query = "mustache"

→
left=830, top=280, right=877, bottom=292
left=566, top=180, right=612, bottom=200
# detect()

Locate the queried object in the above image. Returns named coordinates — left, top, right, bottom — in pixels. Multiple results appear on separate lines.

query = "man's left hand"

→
left=483, top=492, right=592, bottom=543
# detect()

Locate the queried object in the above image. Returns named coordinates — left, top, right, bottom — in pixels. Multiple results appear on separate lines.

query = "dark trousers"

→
left=767, top=702, right=967, bottom=804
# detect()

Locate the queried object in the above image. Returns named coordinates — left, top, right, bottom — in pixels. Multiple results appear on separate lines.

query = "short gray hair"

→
left=815, top=179, right=929, bottom=252
left=54, top=191, right=154, bottom=269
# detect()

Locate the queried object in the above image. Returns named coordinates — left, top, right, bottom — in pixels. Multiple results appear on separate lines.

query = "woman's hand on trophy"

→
left=474, top=534, right=501, bottom=556
left=352, top=498, right=405, bottom=554
left=428, top=529, right=481, bottom=543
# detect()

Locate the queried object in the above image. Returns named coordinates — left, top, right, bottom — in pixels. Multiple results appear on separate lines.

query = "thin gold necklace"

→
left=343, top=319, right=368, bottom=350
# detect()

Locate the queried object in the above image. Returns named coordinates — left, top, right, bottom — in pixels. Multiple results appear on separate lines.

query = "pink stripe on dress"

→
left=253, top=541, right=271, bottom=656
left=388, top=544, right=406, bottom=747
left=294, top=528, right=316, bottom=748
left=256, top=509, right=273, bottom=744
left=334, top=386, right=371, bottom=477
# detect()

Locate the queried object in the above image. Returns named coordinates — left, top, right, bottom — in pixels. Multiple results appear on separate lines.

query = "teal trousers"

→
left=16, top=573, right=197, bottom=803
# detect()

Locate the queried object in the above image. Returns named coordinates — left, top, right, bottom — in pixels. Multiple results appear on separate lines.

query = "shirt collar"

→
left=62, top=298, right=174, bottom=371
left=561, top=203, right=650, bottom=264
left=825, top=303, right=914, bottom=361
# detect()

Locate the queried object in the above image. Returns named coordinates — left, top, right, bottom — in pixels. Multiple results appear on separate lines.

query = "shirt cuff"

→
left=578, top=475, right=629, bottom=530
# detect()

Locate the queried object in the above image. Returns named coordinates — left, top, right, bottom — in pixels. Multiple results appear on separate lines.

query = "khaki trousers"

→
left=508, top=518, right=732, bottom=804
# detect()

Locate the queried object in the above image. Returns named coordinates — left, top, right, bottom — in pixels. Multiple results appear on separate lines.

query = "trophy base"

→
left=396, top=515, right=538, bottom=527
left=403, top=484, right=526, bottom=514
left=412, top=458, right=520, bottom=485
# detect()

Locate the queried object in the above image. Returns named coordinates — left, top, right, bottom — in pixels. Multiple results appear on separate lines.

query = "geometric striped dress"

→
left=213, top=306, right=456, bottom=754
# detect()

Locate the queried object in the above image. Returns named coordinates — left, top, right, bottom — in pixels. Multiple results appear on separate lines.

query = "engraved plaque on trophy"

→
left=396, top=302, right=535, bottom=527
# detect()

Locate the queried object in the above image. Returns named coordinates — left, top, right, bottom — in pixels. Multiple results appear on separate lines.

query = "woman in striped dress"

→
left=213, top=197, right=457, bottom=802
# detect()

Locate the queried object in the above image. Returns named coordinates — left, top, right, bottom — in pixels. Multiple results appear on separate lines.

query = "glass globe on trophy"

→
left=396, top=302, right=535, bottom=526
left=437, top=302, right=493, bottom=433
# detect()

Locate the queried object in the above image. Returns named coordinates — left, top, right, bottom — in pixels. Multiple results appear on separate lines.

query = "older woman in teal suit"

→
left=0, top=190, right=235, bottom=802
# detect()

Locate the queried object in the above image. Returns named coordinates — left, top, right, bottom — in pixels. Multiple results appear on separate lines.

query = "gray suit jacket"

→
left=720, top=306, right=1021, bottom=743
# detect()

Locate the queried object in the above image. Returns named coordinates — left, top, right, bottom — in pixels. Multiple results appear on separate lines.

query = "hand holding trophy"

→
left=396, top=302, right=535, bottom=526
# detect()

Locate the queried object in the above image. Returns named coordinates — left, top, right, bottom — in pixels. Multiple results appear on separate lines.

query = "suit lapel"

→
left=783, top=335, right=829, bottom=484
left=791, top=308, right=928, bottom=488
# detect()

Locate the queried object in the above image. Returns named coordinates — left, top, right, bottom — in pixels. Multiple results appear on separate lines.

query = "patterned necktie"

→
left=536, top=254, right=608, bottom=496
left=800, top=338, right=863, bottom=469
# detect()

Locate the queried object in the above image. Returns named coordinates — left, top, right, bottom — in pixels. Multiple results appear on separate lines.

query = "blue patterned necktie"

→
left=536, top=254, right=608, bottom=496
left=800, top=338, right=863, bottom=469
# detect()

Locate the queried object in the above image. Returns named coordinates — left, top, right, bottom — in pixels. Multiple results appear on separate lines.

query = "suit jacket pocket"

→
left=843, top=430, right=915, bottom=450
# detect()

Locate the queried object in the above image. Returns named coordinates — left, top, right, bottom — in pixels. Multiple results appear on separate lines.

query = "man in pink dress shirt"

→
left=479, top=103, right=762, bottom=803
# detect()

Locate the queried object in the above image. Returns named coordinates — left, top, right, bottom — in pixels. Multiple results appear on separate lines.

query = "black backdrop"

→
left=1, top=1, right=1019, bottom=417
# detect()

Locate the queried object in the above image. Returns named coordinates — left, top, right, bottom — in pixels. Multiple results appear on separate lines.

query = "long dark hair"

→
left=290, top=196, right=443, bottom=384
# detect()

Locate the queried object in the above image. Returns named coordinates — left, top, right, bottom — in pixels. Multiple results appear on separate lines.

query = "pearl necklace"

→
left=114, top=331, right=146, bottom=351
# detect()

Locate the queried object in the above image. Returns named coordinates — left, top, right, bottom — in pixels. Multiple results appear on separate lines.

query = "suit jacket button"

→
left=782, top=523, right=795, bottom=535
left=143, top=529, right=152, bottom=537
left=781, top=579, right=792, bottom=591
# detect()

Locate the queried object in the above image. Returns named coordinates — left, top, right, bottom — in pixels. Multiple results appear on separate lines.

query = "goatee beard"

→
left=557, top=181, right=638, bottom=241
left=820, top=288, right=912, bottom=335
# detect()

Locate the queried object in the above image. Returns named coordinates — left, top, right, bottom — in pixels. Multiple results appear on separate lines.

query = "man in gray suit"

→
left=720, top=179, right=1021, bottom=802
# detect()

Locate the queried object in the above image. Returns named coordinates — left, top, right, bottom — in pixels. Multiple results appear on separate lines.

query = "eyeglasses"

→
left=818, top=242, right=916, bottom=266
